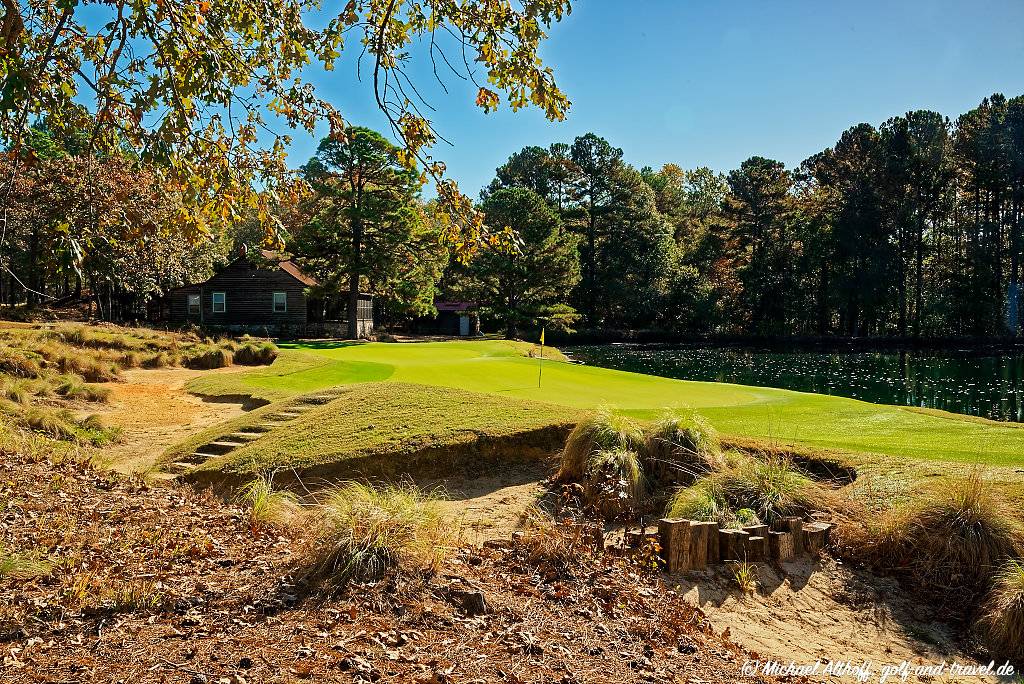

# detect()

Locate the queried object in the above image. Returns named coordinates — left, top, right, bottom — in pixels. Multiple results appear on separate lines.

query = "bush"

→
left=644, top=412, right=723, bottom=484
left=556, top=409, right=644, bottom=483
left=981, top=559, right=1024, bottom=662
left=234, top=341, right=278, bottom=366
left=54, top=353, right=120, bottom=382
left=298, top=482, right=456, bottom=587
left=184, top=347, right=233, bottom=369
left=119, top=351, right=142, bottom=368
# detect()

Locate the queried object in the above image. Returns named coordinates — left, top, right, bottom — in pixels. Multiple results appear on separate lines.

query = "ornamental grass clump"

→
left=184, top=346, right=233, bottom=369
left=864, top=471, right=1023, bottom=594
left=981, top=559, right=1024, bottom=662
left=584, top=447, right=644, bottom=516
left=236, top=474, right=299, bottom=528
left=719, top=453, right=833, bottom=525
left=298, top=482, right=457, bottom=588
left=234, top=341, right=278, bottom=365
left=556, top=408, right=644, bottom=483
left=665, top=478, right=728, bottom=524
left=644, top=412, right=724, bottom=484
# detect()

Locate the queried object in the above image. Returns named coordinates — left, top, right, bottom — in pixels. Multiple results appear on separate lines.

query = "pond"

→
left=562, top=344, right=1024, bottom=422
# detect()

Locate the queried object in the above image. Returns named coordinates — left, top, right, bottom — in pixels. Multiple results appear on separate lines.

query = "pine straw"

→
left=1, top=443, right=758, bottom=683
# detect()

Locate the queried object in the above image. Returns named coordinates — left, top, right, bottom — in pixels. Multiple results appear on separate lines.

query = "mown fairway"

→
left=186, top=340, right=1024, bottom=466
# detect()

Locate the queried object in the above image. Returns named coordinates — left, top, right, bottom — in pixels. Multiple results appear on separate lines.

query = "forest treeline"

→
left=2, top=93, right=1023, bottom=340
left=472, top=93, right=1024, bottom=339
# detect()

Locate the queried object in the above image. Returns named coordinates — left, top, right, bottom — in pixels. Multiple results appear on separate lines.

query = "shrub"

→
left=644, top=412, right=723, bottom=484
left=298, top=482, right=456, bottom=587
left=234, top=341, right=279, bottom=366
left=184, top=347, right=233, bottom=369
left=981, top=559, right=1024, bottom=662
left=556, top=409, right=644, bottom=483
left=54, top=353, right=120, bottom=382
left=236, top=475, right=299, bottom=528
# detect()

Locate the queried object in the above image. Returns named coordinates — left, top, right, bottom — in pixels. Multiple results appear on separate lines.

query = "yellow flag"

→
left=540, top=327, right=545, bottom=345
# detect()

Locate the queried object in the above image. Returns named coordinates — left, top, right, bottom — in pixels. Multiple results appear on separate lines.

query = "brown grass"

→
left=981, top=559, right=1024, bottom=661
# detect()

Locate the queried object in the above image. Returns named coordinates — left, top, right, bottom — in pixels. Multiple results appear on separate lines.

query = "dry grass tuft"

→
left=234, top=341, right=278, bottom=366
left=718, top=453, right=837, bottom=524
left=556, top=408, right=644, bottom=483
left=235, top=474, right=299, bottom=528
left=297, top=482, right=457, bottom=588
left=0, top=543, right=53, bottom=580
left=981, top=559, right=1024, bottom=662
left=856, top=471, right=1023, bottom=594
left=644, top=412, right=724, bottom=484
left=184, top=346, right=233, bottom=369
left=583, top=447, right=644, bottom=516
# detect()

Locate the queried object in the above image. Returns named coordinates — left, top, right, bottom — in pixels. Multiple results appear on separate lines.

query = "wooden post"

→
left=743, top=524, right=769, bottom=539
left=802, top=522, right=832, bottom=555
left=718, top=529, right=749, bottom=562
left=658, top=519, right=692, bottom=573
left=768, top=531, right=795, bottom=562
left=778, top=517, right=804, bottom=555
left=688, top=521, right=717, bottom=570
left=705, top=522, right=720, bottom=563
left=747, top=535, right=768, bottom=561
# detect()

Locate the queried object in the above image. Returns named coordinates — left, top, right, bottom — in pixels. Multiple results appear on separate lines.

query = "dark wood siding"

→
left=166, top=259, right=308, bottom=329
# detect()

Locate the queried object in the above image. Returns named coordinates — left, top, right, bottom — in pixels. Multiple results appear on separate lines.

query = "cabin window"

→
left=187, top=294, right=200, bottom=315
left=212, top=291, right=226, bottom=313
left=273, top=291, right=287, bottom=313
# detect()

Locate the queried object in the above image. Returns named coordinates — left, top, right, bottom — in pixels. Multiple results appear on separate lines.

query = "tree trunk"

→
left=347, top=209, right=363, bottom=340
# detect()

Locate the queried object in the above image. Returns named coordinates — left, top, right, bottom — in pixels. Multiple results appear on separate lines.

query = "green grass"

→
left=163, top=381, right=579, bottom=480
left=183, top=340, right=1024, bottom=468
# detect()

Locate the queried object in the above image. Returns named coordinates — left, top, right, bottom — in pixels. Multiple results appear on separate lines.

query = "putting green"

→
left=186, top=340, right=1024, bottom=466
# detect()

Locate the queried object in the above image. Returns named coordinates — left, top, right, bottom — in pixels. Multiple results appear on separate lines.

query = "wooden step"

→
left=201, top=440, right=246, bottom=455
left=227, top=431, right=263, bottom=442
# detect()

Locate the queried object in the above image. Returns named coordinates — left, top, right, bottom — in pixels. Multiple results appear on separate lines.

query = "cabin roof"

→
left=259, top=250, right=318, bottom=287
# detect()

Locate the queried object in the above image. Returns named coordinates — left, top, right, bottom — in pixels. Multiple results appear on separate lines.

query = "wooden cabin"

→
left=151, top=249, right=373, bottom=338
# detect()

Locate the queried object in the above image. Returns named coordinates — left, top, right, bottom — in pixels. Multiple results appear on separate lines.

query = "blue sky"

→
left=284, top=0, right=1024, bottom=197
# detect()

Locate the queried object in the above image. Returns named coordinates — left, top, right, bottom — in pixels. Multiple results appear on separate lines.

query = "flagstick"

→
left=538, top=341, right=543, bottom=388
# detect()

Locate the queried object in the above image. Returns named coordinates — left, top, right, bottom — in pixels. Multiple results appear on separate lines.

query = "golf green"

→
left=186, top=340, right=1024, bottom=466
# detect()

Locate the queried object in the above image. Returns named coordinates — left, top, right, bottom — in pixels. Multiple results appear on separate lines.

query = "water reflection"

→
left=564, top=345, right=1024, bottom=423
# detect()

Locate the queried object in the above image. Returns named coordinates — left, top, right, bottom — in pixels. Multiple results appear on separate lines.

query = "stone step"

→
left=164, top=461, right=194, bottom=474
left=188, top=451, right=219, bottom=462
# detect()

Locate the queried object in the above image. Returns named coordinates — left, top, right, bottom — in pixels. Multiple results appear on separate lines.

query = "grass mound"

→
left=163, top=382, right=580, bottom=482
left=666, top=478, right=729, bottom=524
left=234, top=341, right=278, bottom=365
left=718, top=453, right=834, bottom=524
left=556, top=408, right=644, bottom=483
left=297, top=482, right=455, bottom=586
left=982, top=559, right=1024, bottom=662
left=857, top=471, right=1023, bottom=594
left=184, top=346, right=233, bottom=369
